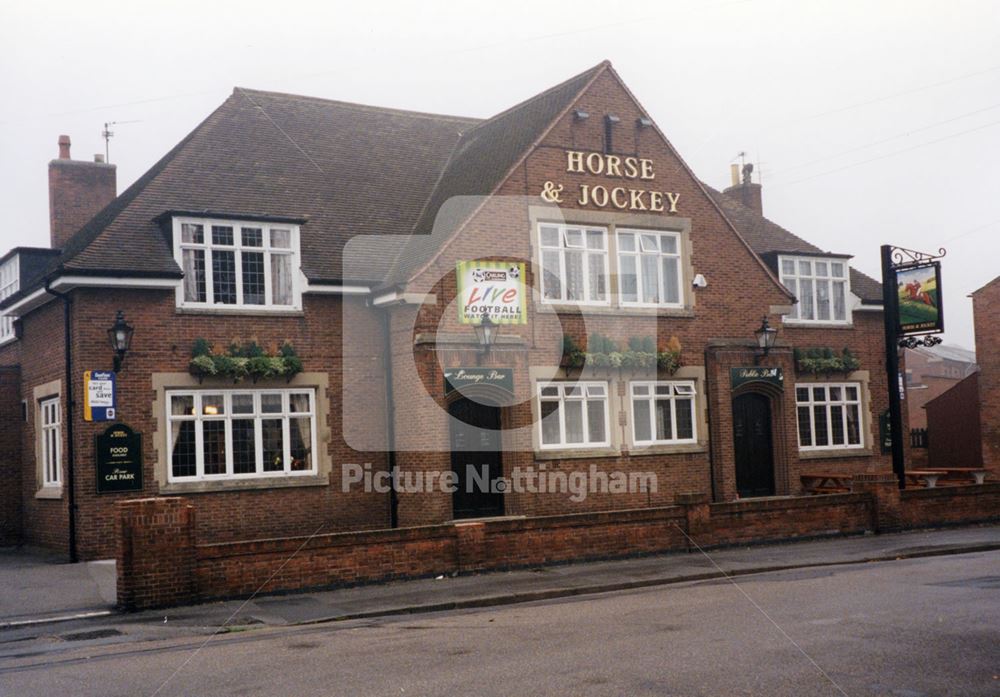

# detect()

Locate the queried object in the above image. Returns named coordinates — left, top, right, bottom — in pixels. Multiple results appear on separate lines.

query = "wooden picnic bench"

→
left=800, top=472, right=853, bottom=495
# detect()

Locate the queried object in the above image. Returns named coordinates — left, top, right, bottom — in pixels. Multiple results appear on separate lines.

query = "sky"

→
left=1, top=0, right=997, bottom=351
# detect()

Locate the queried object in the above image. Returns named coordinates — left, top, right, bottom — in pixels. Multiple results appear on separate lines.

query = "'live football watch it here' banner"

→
left=456, top=260, right=527, bottom=325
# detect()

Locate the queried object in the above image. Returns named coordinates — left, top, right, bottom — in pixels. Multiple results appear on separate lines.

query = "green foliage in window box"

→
left=189, top=338, right=303, bottom=383
left=560, top=334, right=682, bottom=374
left=794, top=347, right=861, bottom=375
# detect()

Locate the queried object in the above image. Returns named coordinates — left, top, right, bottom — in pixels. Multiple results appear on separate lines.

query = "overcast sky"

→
left=2, top=0, right=997, bottom=350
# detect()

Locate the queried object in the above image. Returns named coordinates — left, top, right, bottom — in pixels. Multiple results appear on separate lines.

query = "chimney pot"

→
left=94, top=154, right=105, bottom=163
left=730, top=163, right=740, bottom=187
left=58, top=135, right=71, bottom=159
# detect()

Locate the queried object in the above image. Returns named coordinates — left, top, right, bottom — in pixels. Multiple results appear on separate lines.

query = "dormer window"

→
left=779, top=255, right=850, bottom=324
left=0, top=254, right=18, bottom=344
left=172, top=217, right=301, bottom=311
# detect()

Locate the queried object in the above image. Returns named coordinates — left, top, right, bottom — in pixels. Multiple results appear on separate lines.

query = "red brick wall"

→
left=48, top=159, right=116, bottom=249
left=117, top=483, right=1000, bottom=609
left=926, top=373, right=982, bottom=468
left=0, top=366, right=22, bottom=544
left=973, top=279, right=1000, bottom=468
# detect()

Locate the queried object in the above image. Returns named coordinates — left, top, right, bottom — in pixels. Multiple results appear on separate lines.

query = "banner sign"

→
left=730, top=366, right=783, bottom=390
left=94, top=423, right=143, bottom=493
left=456, top=261, right=526, bottom=325
left=84, top=370, right=116, bottom=422
left=895, top=261, right=943, bottom=336
left=444, top=367, right=514, bottom=395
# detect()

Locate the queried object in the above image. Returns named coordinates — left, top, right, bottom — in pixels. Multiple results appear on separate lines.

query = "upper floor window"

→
left=779, top=256, right=850, bottom=324
left=539, top=224, right=609, bottom=305
left=538, top=381, right=609, bottom=449
left=0, top=255, right=18, bottom=343
left=617, top=229, right=682, bottom=307
left=173, top=217, right=300, bottom=310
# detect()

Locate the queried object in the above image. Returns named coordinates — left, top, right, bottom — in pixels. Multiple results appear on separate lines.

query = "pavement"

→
left=4, top=524, right=998, bottom=638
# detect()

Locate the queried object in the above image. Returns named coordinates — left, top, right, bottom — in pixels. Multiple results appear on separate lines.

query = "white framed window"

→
left=630, top=381, right=697, bottom=445
left=40, top=396, right=61, bottom=487
left=166, top=389, right=317, bottom=481
left=779, top=256, right=850, bottom=323
left=796, top=383, right=863, bottom=450
left=537, top=382, right=610, bottom=449
left=538, top=223, right=609, bottom=305
left=617, top=230, right=683, bottom=307
left=173, top=217, right=301, bottom=310
left=0, top=255, right=18, bottom=343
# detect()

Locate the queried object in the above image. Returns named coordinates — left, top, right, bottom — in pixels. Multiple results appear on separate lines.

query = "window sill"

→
left=535, top=447, right=619, bottom=461
left=798, top=448, right=872, bottom=460
left=782, top=320, right=853, bottom=330
left=0, top=335, right=18, bottom=349
left=537, top=304, right=694, bottom=318
left=159, top=473, right=328, bottom=494
left=175, top=306, right=304, bottom=318
left=626, top=443, right=707, bottom=456
left=35, top=486, right=63, bottom=500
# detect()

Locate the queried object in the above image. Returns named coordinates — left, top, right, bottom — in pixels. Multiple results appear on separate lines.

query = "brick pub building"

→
left=1, top=62, right=902, bottom=562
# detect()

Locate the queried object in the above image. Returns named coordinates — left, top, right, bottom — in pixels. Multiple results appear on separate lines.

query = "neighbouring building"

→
left=0, top=62, right=900, bottom=560
left=923, top=373, right=982, bottom=469
left=973, top=276, right=1000, bottom=469
left=905, top=344, right=977, bottom=430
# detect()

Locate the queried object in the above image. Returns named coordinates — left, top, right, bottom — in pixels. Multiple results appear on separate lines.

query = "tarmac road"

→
left=0, top=550, right=996, bottom=696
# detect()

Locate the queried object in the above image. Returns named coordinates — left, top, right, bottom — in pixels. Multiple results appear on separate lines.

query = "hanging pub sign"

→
left=444, top=367, right=514, bottom=395
left=94, top=423, right=143, bottom=493
left=730, top=366, right=783, bottom=390
left=456, top=261, right=526, bottom=325
left=894, top=261, right=944, bottom=336
left=83, top=370, right=116, bottom=422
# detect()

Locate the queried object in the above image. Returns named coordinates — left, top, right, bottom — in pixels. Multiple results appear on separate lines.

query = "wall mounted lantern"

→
left=108, top=310, right=134, bottom=372
left=474, top=310, right=499, bottom=354
left=754, top=315, right=777, bottom=363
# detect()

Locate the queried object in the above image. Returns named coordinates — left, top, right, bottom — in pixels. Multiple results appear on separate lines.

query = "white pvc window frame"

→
left=629, top=380, right=698, bottom=445
left=795, top=382, right=864, bottom=450
left=537, top=381, right=611, bottom=449
left=779, top=255, right=851, bottom=324
left=40, top=396, right=61, bottom=487
left=173, top=216, right=302, bottom=311
left=616, top=229, right=684, bottom=308
left=166, top=388, right=317, bottom=482
left=538, top=223, right=610, bottom=306
left=0, top=254, right=18, bottom=344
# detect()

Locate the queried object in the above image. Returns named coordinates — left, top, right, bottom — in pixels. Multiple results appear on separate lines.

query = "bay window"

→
left=617, top=230, right=682, bottom=307
left=630, top=381, right=697, bottom=445
left=780, top=256, right=850, bottom=323
left=174, top=217, right=300, bottom=309
left=167, top=389, right=316, bottom=481
left=538, top=382, right=609, bottom=449
left=796, top=383, right=863, bottom=450
left=539, top=223, right=609, bottom=305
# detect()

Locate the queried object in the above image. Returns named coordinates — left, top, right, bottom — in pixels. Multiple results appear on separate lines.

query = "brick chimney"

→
left=722, top=162, right=762, bottom=215
left=48, top=135, right=117, bottom=249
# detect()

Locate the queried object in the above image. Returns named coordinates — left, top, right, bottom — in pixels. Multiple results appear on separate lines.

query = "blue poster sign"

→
left=84, top=370, right=116, bottom=422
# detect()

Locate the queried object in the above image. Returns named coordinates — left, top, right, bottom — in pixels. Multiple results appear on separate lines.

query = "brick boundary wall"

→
left=117, top=483, right=1000, bottom=610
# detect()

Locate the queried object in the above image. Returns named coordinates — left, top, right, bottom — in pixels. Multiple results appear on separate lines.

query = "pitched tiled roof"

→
left=9, top=61, right=881, bottom=308
left=705, top=186, right=883, bottom=304
left=54, top=88, right=478, bottom=283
